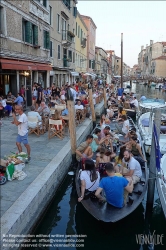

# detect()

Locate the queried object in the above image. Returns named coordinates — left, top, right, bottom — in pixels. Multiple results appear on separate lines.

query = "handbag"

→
left=83, top=178, right=97, bottom=200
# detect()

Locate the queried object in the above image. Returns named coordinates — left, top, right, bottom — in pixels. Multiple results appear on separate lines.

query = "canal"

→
left=28, top=83, right=166, bottom=250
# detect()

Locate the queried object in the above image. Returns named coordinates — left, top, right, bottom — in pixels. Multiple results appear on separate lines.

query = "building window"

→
left=78, top=26, right=80, bottom=38
left=68, top=50, right=72, bottom=61
left=76, top=22, right=77, bottom=36
left=58, top=45, right=61, bottom=59
left=80, top=29, right=83, bottom=41
left=57, top=14, right=60, bottom=32
left=89, top=60, right=91, bottom=68
left=0, top=6, right=6, bottom=35
left=117, top=60, right=118, bottom=62
left=76, top=53, right=77, bottom=66
left=68, top=24, right=70, bottom=31
left=50, top=41, right=53, bottom=57
left=22, top=19, right=38, bottom=45
left=49, top=6, right=52, bottom=25
left=73, top=29, right=75, bottom=42
left=63, top=0, right=70, bottom=10
left=43, top=0, right=47, bottom=8
left=73, top=6, right=77, bottom=17
left=73, top=52, right=75, bottom=63
left=43, top=30, right=50, bottom=49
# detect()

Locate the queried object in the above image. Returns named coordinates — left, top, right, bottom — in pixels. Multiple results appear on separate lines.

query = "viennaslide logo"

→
left=136, top=231, right=164, bottom=246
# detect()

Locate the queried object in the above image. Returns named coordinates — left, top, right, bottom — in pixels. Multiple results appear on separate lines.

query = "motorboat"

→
left=75, top=118, right=148, bottom=222
left=138, top=112, right=166, bottom=155
left=139, top=98, right=166, bottom=112
left=156, top=154, right=166, bottom=218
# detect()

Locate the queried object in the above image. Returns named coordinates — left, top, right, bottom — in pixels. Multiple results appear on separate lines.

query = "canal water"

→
left=30, top=83, right=166, bottom=250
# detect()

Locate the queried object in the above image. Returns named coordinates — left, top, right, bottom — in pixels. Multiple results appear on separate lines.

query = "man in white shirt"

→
left=28, top=106, right=42, bottom=129
left=75, top=100, right=84, bottom=110
left=115, top=115, right=129, bottom=137
left=12, top=105, right=31, bottom=161
left=122, top=150, right=142, bottom=184
left=130, top=96, right=138, bottom=109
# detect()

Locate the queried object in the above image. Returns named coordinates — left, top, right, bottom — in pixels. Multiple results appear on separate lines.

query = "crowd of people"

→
left=76, top=83, right=146, bottom=208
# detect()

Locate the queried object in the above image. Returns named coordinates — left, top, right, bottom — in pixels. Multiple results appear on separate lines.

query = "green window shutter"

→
left=25, top=21, right=32, bottom=43
left=73, top=7, right=77, bottom=17
left=33, top=25, right=38, bottom=45
left=43, top=30, right=46, bottom=48
left=46, top=31, right=50, bottom=49
left=89, top=60, right=91, bottom=68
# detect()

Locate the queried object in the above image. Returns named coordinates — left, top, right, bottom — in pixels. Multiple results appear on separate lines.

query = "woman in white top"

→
left=78, top=159, right=100, bottom=202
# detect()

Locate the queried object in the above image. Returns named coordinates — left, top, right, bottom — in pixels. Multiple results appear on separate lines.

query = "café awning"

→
left=70, top=71, right=79, bottom=76
left=0, top=59, right=52, bottom=71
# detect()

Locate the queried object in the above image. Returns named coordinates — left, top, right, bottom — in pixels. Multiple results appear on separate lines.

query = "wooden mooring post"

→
left=88, top=82, right=96, bottom=128
left=146, top=108, right=161, bottom=210
left=66, top=88, right=77, bottom=166
left=103, top=81, right=107, bottom=114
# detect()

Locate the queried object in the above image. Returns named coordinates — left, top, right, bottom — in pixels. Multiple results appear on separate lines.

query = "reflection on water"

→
left=30, top=85, right=166, bottom=250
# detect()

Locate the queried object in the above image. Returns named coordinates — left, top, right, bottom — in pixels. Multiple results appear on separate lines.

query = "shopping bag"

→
left=5, top=163, right=15, bottom=181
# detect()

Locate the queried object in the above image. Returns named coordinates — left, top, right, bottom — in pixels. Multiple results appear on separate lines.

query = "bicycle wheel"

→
left=0, top=176, right=7, bottom=185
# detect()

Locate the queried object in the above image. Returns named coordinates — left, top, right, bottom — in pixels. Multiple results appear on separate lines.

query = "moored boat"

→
left=139, top=98, right=166, bottom=112
left=75, top=118, right=148, bottom=222
left=138, top=111, right=166, bottom=155
left=156, top=154, right=166, bottom=218
left=155, top=83, right=163, bottom=89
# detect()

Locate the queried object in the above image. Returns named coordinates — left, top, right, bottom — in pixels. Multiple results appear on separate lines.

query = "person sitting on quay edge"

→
left=78, top=159, right=100, bottom=202
left=95, top=163, right=133, bottom=207
left=122, top=150, right=142, bottom=184
left=76, top=135, right=93, bottom=163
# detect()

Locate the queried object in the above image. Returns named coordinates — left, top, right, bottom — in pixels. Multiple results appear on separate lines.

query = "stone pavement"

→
left=0, top=114, right=87, bottom=217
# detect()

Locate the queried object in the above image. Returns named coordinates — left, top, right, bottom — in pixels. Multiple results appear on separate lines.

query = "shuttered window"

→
left=73, top=52, right=75, bottom=63
left=43, top=30, right=50, bottom=49
left=22, top=19, right=38, bottom=45
left=73, top=7, right=77, bottom=18
left=50, top=41, right=53, bottom=57
left=58, top=45, right=61, bottom=59
left=89, top=60, right=91, bottom=68
left=68, top=50, right=72, bottom=61
left=43, top=0, right=47, bottom=8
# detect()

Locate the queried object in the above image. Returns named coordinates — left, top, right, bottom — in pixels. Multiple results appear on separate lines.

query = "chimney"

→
left=141, top=45, right=144, bottom=51
left=150, top=40, right=153, bottom=45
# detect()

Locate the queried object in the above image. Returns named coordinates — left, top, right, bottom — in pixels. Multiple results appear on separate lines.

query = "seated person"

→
left=61, top=107, right=69, bottom=116
left=115, top=115, right=129, bottom=137
left=106, top=105, right=114, bottom=119
left=75, top=100, right=84, bottom=110
left=28, top=106, right=42, bottom=128
left=101, top=135, right=116, bottom=157
left=122, top=150, right=142, bottom=184
left=114, top=147, right=126, bottom=173
left=14, top=93, right=23, bottom=106
left=78, top=159, right=100, bottom=202
left=96, top=147, right=114, bottom=169
left=116, top=107, right=126, bottom=121
left=90, top=128, right=106, bottom=153
left=6, top=91, right=15, bottom=102
left=37, top=101, right=50, bottom=116
left=76, top=135, right=93, bottom=163
left=95, top=163, right=133, bottom=208
left=100, top=126, right=114, bottom=140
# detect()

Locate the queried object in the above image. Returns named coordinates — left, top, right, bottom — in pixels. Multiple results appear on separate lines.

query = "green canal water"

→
left=30, top=84, right=166, bottom=250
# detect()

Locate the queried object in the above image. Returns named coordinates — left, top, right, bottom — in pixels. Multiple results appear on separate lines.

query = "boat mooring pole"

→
left=66, top=88, right=77, bottom=167
left=121, top=33, right=123, bottom=89
left=88, top=82, right=96, bottom=129
left=146, top=108, right=161, bottom=210
left=103, top=80, right=107, bottom=114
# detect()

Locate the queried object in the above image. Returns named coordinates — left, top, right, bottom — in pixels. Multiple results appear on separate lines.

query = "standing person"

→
left=36, top=83, right=42, bottom=109
left=11, top=105, right=31, bottom=161
left=20, top=85, right=25, bottom=97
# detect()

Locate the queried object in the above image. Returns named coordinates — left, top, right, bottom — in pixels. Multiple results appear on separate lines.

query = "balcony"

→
left=81, top=38, right=86, bottom=48
left=62, top=30, right=74, bottom=47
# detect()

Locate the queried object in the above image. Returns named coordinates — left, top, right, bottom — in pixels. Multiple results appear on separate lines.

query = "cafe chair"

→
left=48, top=119, right=64, bottom=139
left=28, top=116, right=42, bottom=136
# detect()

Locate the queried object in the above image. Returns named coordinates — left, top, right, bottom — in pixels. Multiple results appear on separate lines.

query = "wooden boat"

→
left=75, top=118, right=148, bottom=222
left=124, top=108, right=136, bottom=119
left=138, top=111, right=166, bottom=155
left=156, top=154, right=166, bottom=218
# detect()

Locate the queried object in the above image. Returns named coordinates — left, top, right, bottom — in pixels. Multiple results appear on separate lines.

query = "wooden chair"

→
left=48, top=119, right=64, bottom=139
left=54, top=104, right=66, bottom=111
left=28, top=116, right=42, bottom=136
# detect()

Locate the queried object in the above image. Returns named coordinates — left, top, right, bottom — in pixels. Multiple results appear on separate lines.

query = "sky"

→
left=77, top=1, right=166, bottom=68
